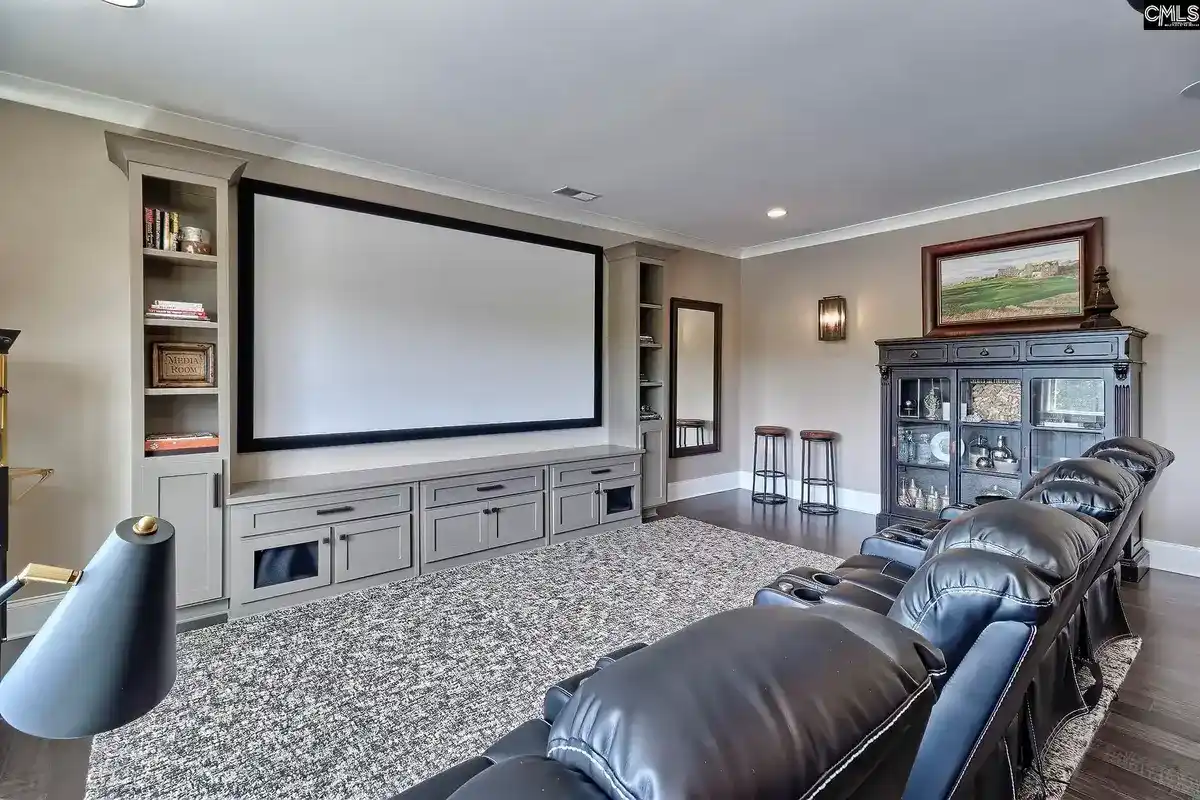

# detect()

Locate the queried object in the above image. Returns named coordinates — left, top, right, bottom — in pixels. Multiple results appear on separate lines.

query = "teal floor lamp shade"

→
left=0, top=516, right=177, bottom=738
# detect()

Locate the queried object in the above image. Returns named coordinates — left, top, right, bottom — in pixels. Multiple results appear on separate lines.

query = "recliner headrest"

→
left=1082, top=447, right=1158, bottom=482
left=1083, top=436, right=1175, bottom=474
left=889, top=549, right=1055, bottom=672
left=1024, top=457, right=1142, bottom=502
left=547, top=605, right=942, bottom=800
left=926, top=499, right=1100, bottom=581
left=1019, top=478, right=1127, bottom=523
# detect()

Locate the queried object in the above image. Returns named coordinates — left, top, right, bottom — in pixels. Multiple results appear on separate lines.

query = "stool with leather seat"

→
left=798, top=429, right=839, bottom=514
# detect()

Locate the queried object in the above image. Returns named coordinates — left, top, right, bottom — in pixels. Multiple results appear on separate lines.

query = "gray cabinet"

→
left=423, top=500, right=490, bottom=565
left=639, top=420, right=667, bottom=509
left=141, top=455, right=224, bottom=608
left=234, top=525, right=332, bottom=604
left=552, top=483, right=601, bottom=535
left=491, top=491, right=546, bottom=547
left=600, top=476, right=641, bottom=524
left=333, top=513, right=414, bottom=583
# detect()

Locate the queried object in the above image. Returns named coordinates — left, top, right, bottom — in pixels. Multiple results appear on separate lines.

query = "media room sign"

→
left=1141, top=2, right=1200, bottom=28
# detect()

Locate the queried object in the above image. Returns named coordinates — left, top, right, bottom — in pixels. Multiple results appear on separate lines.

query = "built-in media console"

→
left=227, top=446, right=643, bottom=617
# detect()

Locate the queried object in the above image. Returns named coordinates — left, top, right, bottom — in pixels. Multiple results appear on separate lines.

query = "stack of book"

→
left=145, top=432, right=220, bottom=455
left=146, top=300, right=209, bottom=322
left=144, top=208, right=181, bottom=251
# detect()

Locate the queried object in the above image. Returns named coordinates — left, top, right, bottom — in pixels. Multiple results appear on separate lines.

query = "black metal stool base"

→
left=751, top=429, right=789, bottom=505
left=798, top=502, right=838, bottom=515
left=752, top=492, right=789, bottom=506
left=799, top=433, right=839, bottom=516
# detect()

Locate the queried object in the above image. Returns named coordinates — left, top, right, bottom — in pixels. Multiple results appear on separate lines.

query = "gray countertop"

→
left=228, top=444, right=645, bottom=505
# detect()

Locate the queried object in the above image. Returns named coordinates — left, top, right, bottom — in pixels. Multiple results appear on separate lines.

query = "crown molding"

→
left=739, top=148, right=1200, bottom=259
left=0, top=72, right=740, bottom=258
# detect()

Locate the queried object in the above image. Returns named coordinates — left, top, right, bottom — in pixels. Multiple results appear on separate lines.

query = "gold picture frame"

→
left=150, top=342, right=216, bottom=388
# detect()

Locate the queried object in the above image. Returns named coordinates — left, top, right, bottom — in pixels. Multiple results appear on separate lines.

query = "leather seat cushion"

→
left=548, top=605, right=941, bottom=800
left=838, top=554, right=917, bottom=584
left=927, top=499, right=1100, bottom=582
left=1019, top=478, right=1127, bottom=523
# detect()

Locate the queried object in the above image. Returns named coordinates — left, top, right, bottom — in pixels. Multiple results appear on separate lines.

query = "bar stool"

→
left=751, top=426, right=789, bottom=505
left=799, top=430, right=839, bottom=515
left=675, top=419, right=707, bottom=447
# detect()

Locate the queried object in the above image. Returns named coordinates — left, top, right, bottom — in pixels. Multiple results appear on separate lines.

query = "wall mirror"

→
left=669, top=298, right=722, bottom=457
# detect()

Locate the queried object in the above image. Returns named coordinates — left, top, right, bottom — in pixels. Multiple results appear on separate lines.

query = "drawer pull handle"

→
left=980, top=348, right=990, bottom=356
left=321, top=536, right=330, bottom=544
left=595, top=489, right=602, bottom=496
left=1064, top=345, right=1075, bottom=354
left=476, top=484, right=506, bottom=492
left=316, top=505, right=354, bottom=516
left=910, top=350, right=919, bottom=359
left=590, top=468, right=613, bottom=475
left=337, top=533, right=347, bottom=541
left=491, top=507, right=500, bottom=514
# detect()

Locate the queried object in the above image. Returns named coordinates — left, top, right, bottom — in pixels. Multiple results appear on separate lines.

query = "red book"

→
left=144, top=208, right=154, bottom=248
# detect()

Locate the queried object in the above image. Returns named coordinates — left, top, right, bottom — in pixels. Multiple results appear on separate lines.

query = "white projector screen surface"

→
left=243, top=185, right=601, bottom=449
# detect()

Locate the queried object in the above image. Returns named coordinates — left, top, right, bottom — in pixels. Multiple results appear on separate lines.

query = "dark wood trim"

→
left=235, top=179, right=604, bottom=453
left=668, top=298, right=722, bottom=458
left=921, top=217, right=1104, bottom=338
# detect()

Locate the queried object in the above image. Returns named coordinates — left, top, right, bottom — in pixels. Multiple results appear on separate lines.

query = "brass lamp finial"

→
left=133, top=516, right=159, bottom=536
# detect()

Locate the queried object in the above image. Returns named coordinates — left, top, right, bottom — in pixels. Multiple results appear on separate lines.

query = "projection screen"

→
left=237, top=180, right=603, bottom=452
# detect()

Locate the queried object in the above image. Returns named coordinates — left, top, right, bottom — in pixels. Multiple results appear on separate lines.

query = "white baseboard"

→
left=730, top=472, right=882, bottom=514
left=6, top=590, right=65, bottom=639
left=667, top=471, right=742, bottom=502
left=1143, top=539, right=1200, bottom=578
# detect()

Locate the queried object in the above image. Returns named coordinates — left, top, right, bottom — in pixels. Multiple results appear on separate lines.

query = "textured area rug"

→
left=86, top=517, right=839, bottom=799
left=1017, top=635, right=1144, bottom=800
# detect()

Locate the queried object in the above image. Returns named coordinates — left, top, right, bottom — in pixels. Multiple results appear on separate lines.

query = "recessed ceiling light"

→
left=102, top=0, right=145, bottom=7
left=1182, top=80, right=1200, bottom=100
left=767, top=207, right=787, bottom=219
left=553, top=186, right=601, bottom=202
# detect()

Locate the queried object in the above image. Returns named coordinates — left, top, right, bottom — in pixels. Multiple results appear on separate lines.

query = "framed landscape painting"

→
left=922, top=218, right=1102, bottom=337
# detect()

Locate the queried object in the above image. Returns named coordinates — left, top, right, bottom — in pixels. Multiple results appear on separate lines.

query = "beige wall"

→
left=742, top=171, right=1200, bottom=546
left=666, top=249, right=741, bottom=484
left=0, top=102, right=132, bottom=582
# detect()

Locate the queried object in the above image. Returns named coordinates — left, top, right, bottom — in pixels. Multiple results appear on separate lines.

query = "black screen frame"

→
left=236, top=179, right=604, bottom=453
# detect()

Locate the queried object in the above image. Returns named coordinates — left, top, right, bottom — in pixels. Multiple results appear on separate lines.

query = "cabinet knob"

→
left=321, top=537, right=330, bottom=544
left=482, top=508, right=492, bottom=515
left=491, top=507, right=500, bottom=514
left=337, top=533, right=347, bottom=541
left=910, top=350, right=919, bottom=359
left=1064, top=345, right=1075, bottom=354
left=594, top=489, right=602, bottom=496
left=980, top=348, right=990, bottom=356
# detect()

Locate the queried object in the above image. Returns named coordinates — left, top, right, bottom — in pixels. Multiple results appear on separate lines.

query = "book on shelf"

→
left=147, top=300, right=209, bottom=321
left=144, top=208, right=182, bottom=251
left=145, top=433, right=220, bottom=453
left=150, top=300, right=205, bottom=311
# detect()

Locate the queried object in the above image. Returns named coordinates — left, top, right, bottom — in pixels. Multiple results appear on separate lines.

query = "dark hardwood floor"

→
left=2, top=488, right=1197, bottom=799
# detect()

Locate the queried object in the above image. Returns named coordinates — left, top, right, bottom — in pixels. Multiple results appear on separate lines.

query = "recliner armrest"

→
left=860, top=531, right=928, bottom=569
left=939, top=503, right=975, bottom=521
left=543, top=668, right=597, bottom=723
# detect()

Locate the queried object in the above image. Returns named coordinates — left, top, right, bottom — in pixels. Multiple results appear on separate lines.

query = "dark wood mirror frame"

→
left=669, top=298, right=722, bottom=458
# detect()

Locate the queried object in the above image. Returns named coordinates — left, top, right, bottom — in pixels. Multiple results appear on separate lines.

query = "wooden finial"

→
left=133, top=516, right=159, bottom=535
left=1080, top=264, right=1123, bottom=329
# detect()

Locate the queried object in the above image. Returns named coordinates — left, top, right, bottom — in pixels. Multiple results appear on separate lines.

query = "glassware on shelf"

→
left=917, top=433, right=933, bottom=465
left=897, top=430, right=912, bottom=463
left=943, top=485, right=951, bottom=510
left=902, top=400, right=915, bottom=418
left=928, top=487, right=940, bottom=511
left=966, top=435, right=991, bottom=463
left=990, top=435, right=1015, bottom=462
left=914, top=487, right=925, bottom=510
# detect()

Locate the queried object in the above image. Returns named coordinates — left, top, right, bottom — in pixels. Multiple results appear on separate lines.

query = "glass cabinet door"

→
left=1025, top=368, right=1109, bottom=476
left=957, top=370, right=1025, bottom=505
left=891, top=372, right=954, bottom=518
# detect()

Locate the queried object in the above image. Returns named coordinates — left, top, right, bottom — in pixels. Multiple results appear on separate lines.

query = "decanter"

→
left=898, top=430, right=912, bottom=463
left=990, top=435, right=1015, bottom=461
left=928, top=487, right=940, bottom=511
left=917, top=433, right=932, bottom=465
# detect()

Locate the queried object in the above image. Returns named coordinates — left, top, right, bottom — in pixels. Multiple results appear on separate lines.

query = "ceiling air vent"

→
left=553, top=186, right=602, bottom=202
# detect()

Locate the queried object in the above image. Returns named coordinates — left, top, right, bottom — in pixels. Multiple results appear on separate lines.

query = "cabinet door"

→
left=552, top=483, right=601, bottom=535
left=888, top=369, right=955, bottom=520
left=600, top=475, right=641, bottom=524
left=491, top=491, right=546, bottom=548
left=1023, top=367, right=1110, bottom=478
left=957, top=368, right=1026, bottom=506
left=422, top=500, right=490, bottom=564
left=233, top=525, right=332, bottom=604
left=640, top=422, right=666, bottom=508
left=333, top=513, right=413, bottom=583
left=141, top=456, right=224, bottom=607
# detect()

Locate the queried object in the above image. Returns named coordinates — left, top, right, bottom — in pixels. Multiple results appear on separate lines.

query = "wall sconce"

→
left=818, top=296, right=847, bottom=341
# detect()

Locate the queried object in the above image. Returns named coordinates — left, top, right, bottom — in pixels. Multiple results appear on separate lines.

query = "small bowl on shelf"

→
left=992, top=457, right=1020, bottom=475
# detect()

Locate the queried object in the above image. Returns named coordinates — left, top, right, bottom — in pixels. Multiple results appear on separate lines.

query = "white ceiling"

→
left=2, top=0, right=1199, bottom=253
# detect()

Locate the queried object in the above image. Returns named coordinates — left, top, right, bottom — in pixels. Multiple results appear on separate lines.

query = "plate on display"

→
left=930, top=432, right=952, bottom=463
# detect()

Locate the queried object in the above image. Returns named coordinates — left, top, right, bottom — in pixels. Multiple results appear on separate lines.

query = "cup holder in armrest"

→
left=813, top=573, right=841, bottom=587
left=777, top=581, right=823, bottom=603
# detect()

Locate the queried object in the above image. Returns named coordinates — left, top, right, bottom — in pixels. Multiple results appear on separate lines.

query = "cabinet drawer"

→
left=333, top=513, right=414, bottom=583
left=950, top=340, right=1020, bottom=363
left=233, top=485, right=413, bottom=537
left=552, top=456, right=640, bottom=488
left=1026, top=337, right=1119, bottom=361
left=422, top=500, right=490, bottom=564
left=883, top=344, right=947, bottom=364
left=421, top=467, right=545, bottom=509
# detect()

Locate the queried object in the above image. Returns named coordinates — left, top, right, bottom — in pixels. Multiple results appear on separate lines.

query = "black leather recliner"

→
left=757, top=499, right=1101, bottom=799
left=393, top=604, right=945, bottom=800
